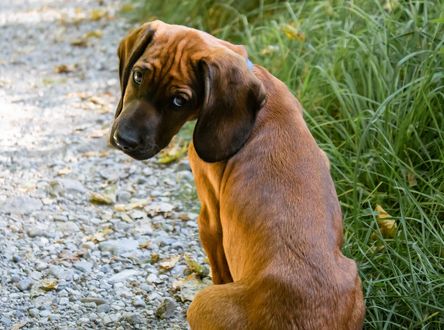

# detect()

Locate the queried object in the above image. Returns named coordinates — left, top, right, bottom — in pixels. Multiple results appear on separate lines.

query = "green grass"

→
left=126, top=0, right=444, bottom=328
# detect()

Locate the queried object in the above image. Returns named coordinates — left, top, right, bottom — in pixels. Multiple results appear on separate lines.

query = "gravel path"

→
left=0, top=1, right=207, bottom=328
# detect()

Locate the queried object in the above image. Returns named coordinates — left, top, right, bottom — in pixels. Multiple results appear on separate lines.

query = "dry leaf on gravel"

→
left=172, top=274, right=211, bottom=302
left=86, top=227, right=113, bottom=243
left=90, top=192, right=114, bottom=205
left=54, top=64, right=75, bottom=74
left=138, top=241, right=151, bottom=250
left=40, top=278, right=58, bottom=291
left=184, top=254, right=209, bottom=278
left=150, top=253, right=160, bottom=264
left=90, top=8, right=108, bottom=21
left=159, top=255, right=180, bottom=271
left=113, top=198, right=152, bottom=212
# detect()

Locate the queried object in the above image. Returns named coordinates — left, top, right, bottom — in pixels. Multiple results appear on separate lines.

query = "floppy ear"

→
left=193, top=51, right=266, bottom=162
left=115, top=24, right=155, bottom=118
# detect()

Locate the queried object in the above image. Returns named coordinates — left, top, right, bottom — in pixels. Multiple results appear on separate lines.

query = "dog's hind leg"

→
left=187, top=282, right=250, bottom=330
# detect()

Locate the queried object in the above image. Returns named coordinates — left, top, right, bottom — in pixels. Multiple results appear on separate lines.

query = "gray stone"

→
left=1, top=196, right=43, bottom=214
left=17, top=278, right=33, bottom=291
left=99, top=239, right=139, bottom=255
left=132, top=297, right=146, bottom=308
left=26, top=226, right=51, bottom=238
left=28, top=308, right=39, bottom=318
left=131, top=219, right=153, bottom=235
left=59, top=297, right=69, bottom=305
left=155, top=298, right=177, bottom=319
left=40, top=310, right=51, bottom=317
left=55, top=221, right=80, bottom=235
left=97, top=303, right=111, bottom=313
left=116, top=191, right=131, bottom=203
left=0, top=316, right=12, bottom=327
left=146, top=273, right=162, bottom=284
left=122, top=312, right=144, bottom=325
left=73, top=260, right=93, bottom=273
left=80, top=296, right=107, bottom=305
left=54, top=178, right=87, bottom=194
left=48, top=265, right=74, bottom=281
left=108, top=269, right=140, bottom=283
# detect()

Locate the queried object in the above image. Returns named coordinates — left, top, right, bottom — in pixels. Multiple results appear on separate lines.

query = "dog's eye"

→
left=133, top=70, right=143, bottom=85
left=172, top=95, right=188, bottom=108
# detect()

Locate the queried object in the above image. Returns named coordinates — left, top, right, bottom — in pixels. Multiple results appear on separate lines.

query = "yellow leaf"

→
left=282, top=24, right=305, bottom=42
left=120, top=3, right=134, bottom=13
left=83, top=30, right=103, bottom=39
left=40, top=278, right=58, bottom=291
left=158, top=137, right=188, bottom=164
left=374, top=205, right=397, bottom=238
left=90, top=9, right=107, bottom=21
left=90, top=192, right=114, bottom=205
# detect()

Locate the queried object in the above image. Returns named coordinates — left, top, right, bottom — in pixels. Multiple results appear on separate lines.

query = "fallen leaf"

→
left=83, top=30, right=103, bottom=39
left=184, top=255, right=209, bottom=278
left=120, top=3, right=134, bottom=13
left=282, top=24, right=305, bottom=42
left=407, top=172, right=417, bottom=187
left=158, top=137, right=188, bottom=164
left=71, top=38, right=88, bottom=47
left=159, top=255, right=180, bottom=271
left=90, top=192, right=114, bottom=205
left=150, top=253, right=160, bottom=264
left=138, top=241, right=151, bottom=250
left=90, top=8, right=107, bottom=21
left=57, top=167, right=72, bottom=176
left=119, top=213, right=133, bottom=223
left=113, top=198, right=152, bottom=212
left=172, top=274, right=211, bottom=302
left=374, top=204, right=397, bottom=238
left=54, top=64, right=75, bottom=74
left=86, top=227, right=113, bottom=243
left=40, top=278, right=58, bottom=291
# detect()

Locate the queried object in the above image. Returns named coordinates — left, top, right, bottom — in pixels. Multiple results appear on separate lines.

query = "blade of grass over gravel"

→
left=128, top=0, right=444, bottom=327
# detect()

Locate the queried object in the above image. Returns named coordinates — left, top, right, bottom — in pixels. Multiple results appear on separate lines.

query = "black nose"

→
left=113, top=130, right=140, bottom=151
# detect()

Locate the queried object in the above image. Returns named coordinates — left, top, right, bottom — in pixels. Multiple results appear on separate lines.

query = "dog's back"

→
left=188, top=66, right=365, bottom=329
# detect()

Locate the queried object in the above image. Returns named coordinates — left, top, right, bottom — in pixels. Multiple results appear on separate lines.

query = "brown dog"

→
left=110, top=20, right=365, bottom=329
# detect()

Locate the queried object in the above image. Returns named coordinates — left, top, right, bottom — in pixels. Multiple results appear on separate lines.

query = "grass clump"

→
left=126, top=0, right=444, bottom=328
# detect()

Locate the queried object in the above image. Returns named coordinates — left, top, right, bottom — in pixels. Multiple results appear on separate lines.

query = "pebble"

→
left=80, top=296, right=108, bottom=305
left=1, top=196, right=43, bottom=215
left=132, top=297, right=146, bottom=308
left=59, top=297, right=69, bottom=305
left=73, top=260, right=93, bottom=273
left=155, top=298, right=178, bottom=319
left=99, top=239, right=139, bottom=255
left=17, top=278, right=33, bottom=291
left=109, top=269, right=140, bottom=283
left=97, top=303, right=111, bottom=313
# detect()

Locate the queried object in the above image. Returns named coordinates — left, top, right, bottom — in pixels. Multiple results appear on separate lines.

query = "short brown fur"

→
left=110, top=20, right=365, bottom=329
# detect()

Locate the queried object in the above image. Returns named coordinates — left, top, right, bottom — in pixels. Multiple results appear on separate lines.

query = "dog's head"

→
left=110, top=20, right=265, bottom=162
